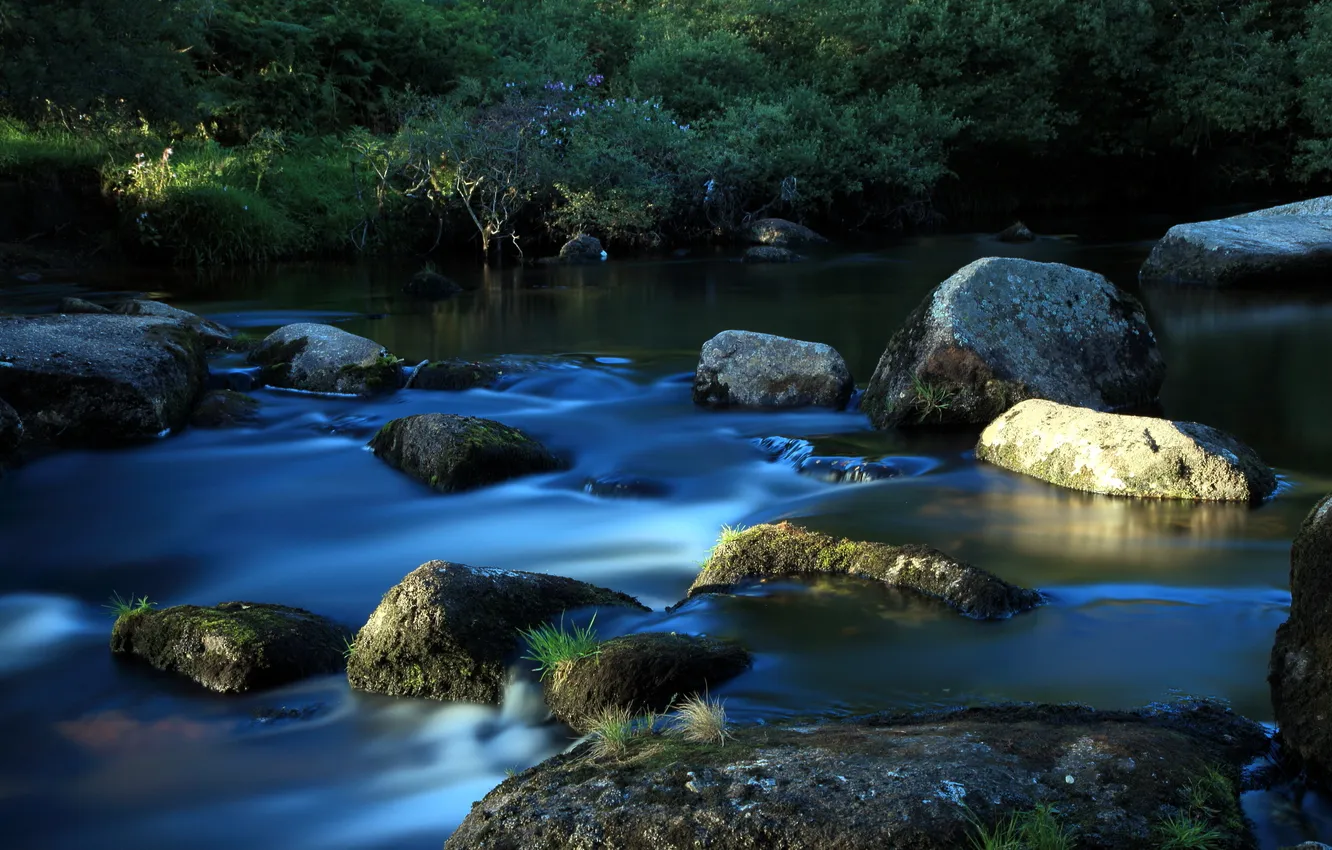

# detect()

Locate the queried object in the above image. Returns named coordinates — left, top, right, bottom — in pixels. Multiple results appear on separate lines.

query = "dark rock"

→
left=753, top=436, right=907, bottom=485
left=693, top=330, right=854, bottom=410
left=115, top=299, right=233, bottom=347
left=558, top=234, right=606, bottom=264
left=861, top=257, right=1164, bottom=428
left=745, top=217, right=828, bottom=248
left=545, top=633, right=751, bottom=733
left=742, top=246, right=804, bottom=263
left=58, top=296, right=111, bottom=314
left=0, top=397, right=20, bottom=472
left=582, top=474, right=671, bottom=499
left=996, top=221, right=1036, bottom=242
left=0, top=314, right=207, bottom=449
left=249, top=322, right=402, bottom=395
left=190, top=389, right=261, bottom=429
left=446, top=700, right=1268, bottom=850
left=408, top=359, right=503, bottom=391
left=403, top=270, right=462, bottom=299
left=368, top=413, right=565, bottom=493
left=347, top=560, right=648, bottom=704
left=110, top=601, right=350, bottom=694
left=687, top=522, right=1042, bottom=620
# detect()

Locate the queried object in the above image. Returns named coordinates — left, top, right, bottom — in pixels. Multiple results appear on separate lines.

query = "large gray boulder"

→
left=0, top=314, right=207, bottom=449
left=1139, top=196, right=1332, bottom=288
left=693, top=330, right=853, bottom=410
left=745, top=217, right=828, bottom=248
left=368, top=413, right=565, bottom=493
left=977, top=399, right=1277, bottom=502
left=347, top=560, right=648, bottom=704
left=1270, top=495, right=1332, bottom=782
left=114, top=299, right=233, bottom=347
left=861, top=258, right=1164, bottom=428
left=249, top=323, right=402, bottom=395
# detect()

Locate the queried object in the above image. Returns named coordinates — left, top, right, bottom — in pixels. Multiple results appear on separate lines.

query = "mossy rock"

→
left=687, top=522, right=1042, bottom=620
left=190, top=389, right=261, bottom=428
left=347, top=560, right=649, bottom=704
left=545, top=633, right=752, bottom=733
left=409, top=359, right=503, bottom=391
left=977, top=399, right=1276, bottom=502
left=745, top=217, right=828, bottom=248
left=249, top=322, right=402, bottom=395
left=110, top=602, right=350, bottom=693
left=693, top=330, right=854, bottom=410
left=368, top=413, right=565, bottom=493
left=558, top=234, right=605, bottom=263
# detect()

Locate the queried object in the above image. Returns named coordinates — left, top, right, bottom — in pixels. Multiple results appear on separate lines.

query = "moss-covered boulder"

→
left=559, top=234, right=606, bottom=263
left=368, top=413, right=565, bottom=493
left=347, top=560, right=648, bottom=704
left=110, top=602, right=350, bottom=693
left=0, top=314, right=207, bottom=450
left=745, top=217, right=828, bottom=248
left=693, top=330, right=854, bottom=410
left=861, top=257, right=1164, bottom=428
left=447, top=701, right=1267, bottom=850
left=190, top=389, right=261, bottom=428
left=115, top=299, right=233, bottom=348
left=977, top=399, right=1276, bottom=502
left=688, top=522, right=1041, bottom=620
left=1270, top=495, right=1332, bottom=782
left=742, top=246, right=803, bottom=263
left=407, top=359, right=504, bottom=391
left=249, top=322, right=402, bottom=395
left=544, top=633, right=752, bottom=733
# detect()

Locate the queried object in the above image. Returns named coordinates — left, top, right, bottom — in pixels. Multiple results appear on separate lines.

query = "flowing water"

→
left=3, top=223, right=1332, bottom=848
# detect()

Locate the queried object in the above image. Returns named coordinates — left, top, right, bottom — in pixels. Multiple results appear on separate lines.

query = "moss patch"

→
left=368, top=413, right=566, bottom=493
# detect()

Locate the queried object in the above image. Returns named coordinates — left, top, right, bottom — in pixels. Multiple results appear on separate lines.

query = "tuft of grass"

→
left=966, top=803, right=1074, bottom=850
left=668, top=692, right=730, bottom=746
left=911, top=374, right=958, bottom=424
left=342, top=636, right=358, bottom=660
left=517, top=613, right=600, bottom=681
left=583, top=704, right=641, bottom=760
left=104, top=592, right=156, bottom=618
left=1153, top=812, right=1223, bottom=850
left=709, top=523, right=748, bottom=557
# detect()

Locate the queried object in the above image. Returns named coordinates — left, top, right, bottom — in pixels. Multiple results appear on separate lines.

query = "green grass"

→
left=1153, top=812, right=1223, bottom=850
left=342, top=637, right=358, bottom=660
left=966, top=803, right=1074, bottom=850
left=517, top=613, right=601, bottom=681
left=582, top=704, right=663, bottom=760
left=911, top=375, right=958, bottom=424
left=668, top=693, right=730, bottom=745
left=103, top=592, right=156, bottom=618
left=0, top=118, right=108, bottom=174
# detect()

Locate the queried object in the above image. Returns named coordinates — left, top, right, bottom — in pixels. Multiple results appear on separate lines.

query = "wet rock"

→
left=544, top=633, right=751, bottom=733
left=558, top=234, right=606, bottom=264
left=115, top=299, right=233, bottom=347
left=0, top=397, right=20, bottom=471
left=582, top=474, right=670, bottom=499
left=861, top=257, right=1164, bottom=428
left=402, top=270, right=462, bottom=299
left=0, top=314, right=207, bottom=449
left=190, top=389, right=261, bottom=429
left=996, top=221, right=1036, bottom=242
left=110, top=601, right=350, bottom=694
left=687, top=522, right=1042, bottom=620
left=1271, top=495, right=1332, bottom=783
left=368, top=413, right=565, bottom=493
left=408, top=359, right=503, bottom=391
left=745, top=217, right=828, bottom=248
left=249, top=322, right=402, bottom=395
left=446, top=700, right=1267, bottom=850
left=742, top=246, right=804, bottom=263
left=1140, top=196, right=1332, bottom=288
left=347, top=560, right=648, bottom=704
left=693, top=330, right=854, bottom=410
left=58, top=296, right=111, bottom=314
left=977, top=399, right=1277, bottom=502
left=754, top=436, right=905, bottom=485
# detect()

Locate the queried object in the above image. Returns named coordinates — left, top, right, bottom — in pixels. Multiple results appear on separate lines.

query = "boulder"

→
left=249, top=322, right=402, bottom=395
left=368, top=413, right=565, bottom=493
left=977, top=399, right=1277, bottom=502
left=402, top=270, right=462, bottom=298
left=543, top=633, right=752, bottom=733
left=114, top=299, right=233, bottom=347
left=110, top=601, right=350, bottom=693
left=1140, top=196, right=1332, bottom=288
left=0, top=314, right=207, bottom=449
left=687, top=522, right=1042, bottom=620
left=996, top=221, right=1036, bottom=242
left=558, top=234, right=606, bottom=264
left=742, top=246, right=803, bottom=263
left=693, top=330, right=854, bottom=410
left=190, top=389, right=261, bottom=429
left=347, top=560, right=649, bottom=704
left=407, top=359, right=504, bottom=391
left=446, top=701, right=1267, bottom=850
left=1270, top=495, right=1332, bottom=781
left=58, top=296, right=111, bottom=314
left=745, top=217, right=828, bottom=248
left=861, top=258, right=1164, bottom=428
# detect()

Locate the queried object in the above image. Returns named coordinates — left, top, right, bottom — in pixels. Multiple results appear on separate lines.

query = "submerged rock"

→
left=447, top=701, right=1267, bottom=850
left=693, top=330, right=854, bottom=410
left=754, top=435, right=907, bottom=485
left=1270, top=495, right=1332, bottom=782
left=582, top=474, right=671, bottom=499
left=190, top=389, right=261, bottom=429
left=544, top=633, right=752, bottom=733
left=745, top=217, right=828, bottom=248
left=996, top=221, right=1036, bottom=242
left=408, top=359, right=504, bottom=391
left=977, top=399, right=1277, bottom=502
left=559, top=234, right=606, bottom=264
left=687, top=522, right=1042, bottom=620
left=249, top=322, right=402, bottom=395
left=368, top=413, right=565, bottom=493
left=742, top=246, right=803, bottom=263
left=0, top=314, right=207, bottom=449
left=861, top=257, right=1164, bottom=428
left=402, top=270, right=462, bottom=299
left=110, top=602, right=350, bottom=693
left=1140, top=196, right=1332, bottom=288
left=115, top=299, right=233, bottom=347
left=347, top=560, right=648, bottom=704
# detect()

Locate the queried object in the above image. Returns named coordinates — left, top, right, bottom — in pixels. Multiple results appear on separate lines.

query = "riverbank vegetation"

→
left=2, top=0, right=1330, bottom=264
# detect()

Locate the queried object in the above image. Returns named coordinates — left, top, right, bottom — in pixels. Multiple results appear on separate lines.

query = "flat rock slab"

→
left=861, top=257, right=1164, bottom=428
left=0, top=314, right=207, bottom=449
left=347, top=561, right=648, bottom=704
left=369, top=413, right=565, bottom=493
left=249, top=322, right=401, bottom=395
left=114, top=299, right=233, bottom=347
left=110, top=602, right=349, bottom=693
left=447, top=702, right=1268, bottom=850
left=977, top=399, right=1276, bottom=502
left=693, top=330, right=853, bottom=410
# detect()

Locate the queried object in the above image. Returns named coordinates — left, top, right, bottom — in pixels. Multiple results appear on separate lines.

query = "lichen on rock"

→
left=692, top=330, right=854, bottom=410
left=368, top=413, right=565, bottom=493
left=249, top=322, right=402, bottom=395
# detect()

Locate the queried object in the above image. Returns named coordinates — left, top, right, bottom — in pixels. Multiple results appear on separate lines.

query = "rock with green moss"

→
left=369, top=413, right=564, bottom=493
left=115, top=299, right=233, bottom=348
left=745, top=217, right=828, bottom=248
left=977, top=399, right=1276, bottom=502
left=447, top=700, right=1266, bottom=850
left=249, top=322, right=402, bottom=395
left=861, top=257, right=1164, bottom=428
left=544, top=633, right=751, bottom=733
left=110, top=601, right=350, bottom=693
left=408, top=359, right=504, bottom=391
left=693, top=330, right=854, bottom=410
left=0, top=314, right=207, bottom=451
left=347, top=560, right=648, bottom=704
left=190, top=389, right=261, bottom=428
left=687, top=522, right=1041, bottom=620
left=1270, top=495, right=1332, bottom=784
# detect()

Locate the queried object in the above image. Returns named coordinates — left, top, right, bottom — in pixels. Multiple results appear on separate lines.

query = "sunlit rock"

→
left=249, top=322, right=402, bottom=395
left=693, top=330, right=854, bottom=410
left=368, top=413, right=564, bottom=493
left=558, top=234, right=606, bottom=264
left=745, top=217, right=828, bottom=248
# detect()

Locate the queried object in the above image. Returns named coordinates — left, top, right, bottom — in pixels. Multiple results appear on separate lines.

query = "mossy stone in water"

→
left=110, top=602, right=350, bottom=693
left=409, top=359, right=503, bottom=391
left=249, top=322, right=402, bottom=395
left=368, top=413, right=565, bottom=493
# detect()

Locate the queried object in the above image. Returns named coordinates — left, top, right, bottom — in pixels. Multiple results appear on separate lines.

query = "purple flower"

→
left=586, top=74, right=604, bottom=87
